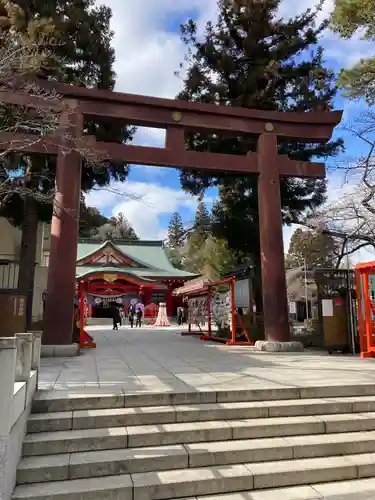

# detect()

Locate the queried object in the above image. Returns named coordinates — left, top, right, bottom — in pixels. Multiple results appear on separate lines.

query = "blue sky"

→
left=87, top=0, right=375, bottom=261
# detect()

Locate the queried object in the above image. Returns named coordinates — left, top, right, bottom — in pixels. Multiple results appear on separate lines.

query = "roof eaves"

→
left=76, top=268, right=154, bottom=282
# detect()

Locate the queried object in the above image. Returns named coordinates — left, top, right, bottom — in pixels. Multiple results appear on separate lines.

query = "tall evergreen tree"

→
left=194, top=198, right=211, bottom=235
left=166, top=212, right=185, bottom=268
left=0, top=1, right=133, bottom=326
left=167, top=212, right=185, bottom=249
left=177, top=0, right=342, bottom=308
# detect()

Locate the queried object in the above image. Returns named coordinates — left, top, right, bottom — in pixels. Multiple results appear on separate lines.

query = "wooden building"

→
left=75, top=239, right=197, bottom=318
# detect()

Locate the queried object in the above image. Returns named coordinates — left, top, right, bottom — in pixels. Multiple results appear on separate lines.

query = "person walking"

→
left=177, top=307, right=183, bottom=326
left=112, top=303, right=121, bottom=330
left=128, top=302, right=136, bottom=328
left=135, top=301, right=144, bottom=328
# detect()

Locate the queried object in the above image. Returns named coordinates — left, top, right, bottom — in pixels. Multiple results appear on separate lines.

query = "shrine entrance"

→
left=0, top=81, right=342, bottom=346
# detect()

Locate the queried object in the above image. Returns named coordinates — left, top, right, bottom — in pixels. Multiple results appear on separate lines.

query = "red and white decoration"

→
left=153, top=302, right=170, bottom=327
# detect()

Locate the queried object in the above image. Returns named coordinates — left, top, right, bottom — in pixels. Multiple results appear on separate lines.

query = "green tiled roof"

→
left=76, top=239, right=198, bottom=279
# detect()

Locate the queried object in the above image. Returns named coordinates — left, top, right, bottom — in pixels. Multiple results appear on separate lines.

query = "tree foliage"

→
left=331, top=0, right=375, bottom=103
left=184, top=233, right=237, bottom=278
left=0, top=0, right=133, bottom=326
left=92, top=212, right=139, bottom=241
left=182, top=200, right=237, bottom=277
left=177, top=0, right=342, bottom=259
left=167, top=212, right=185, bottom=249
left=194, top=198, right=211, bottom=235
left=166, top=212, right=186, bottom=268
left=0, top=0, right=133, bottom=207
left=286, top=228, right=341, bottom=269
left=79, top=205, right=108, bottom=238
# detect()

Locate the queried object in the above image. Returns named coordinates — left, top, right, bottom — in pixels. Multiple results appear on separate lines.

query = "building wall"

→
left=0, top=218, right=48, bottom=323
left=0, top=218, right=21, bottom=260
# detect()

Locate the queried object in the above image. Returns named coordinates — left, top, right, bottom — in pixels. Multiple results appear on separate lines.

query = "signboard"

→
left=234, top=279, right=250, bottom=308
left=212, top=291, right=232, bottom=334
left=288, top=301, right=296, bottom=314
left=188, top=296, right=208, bottom=326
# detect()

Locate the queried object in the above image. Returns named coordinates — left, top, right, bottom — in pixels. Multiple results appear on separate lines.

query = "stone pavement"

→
left=38, top=326, right=375, bottom=393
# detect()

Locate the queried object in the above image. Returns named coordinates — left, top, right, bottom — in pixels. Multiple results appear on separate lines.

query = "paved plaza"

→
left=38, top=326, right=375, bottom=393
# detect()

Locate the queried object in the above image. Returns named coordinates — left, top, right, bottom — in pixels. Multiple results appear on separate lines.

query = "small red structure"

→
left=174, top=277, right=253, bottom=346
left=355, top=261, right=375, bottom=358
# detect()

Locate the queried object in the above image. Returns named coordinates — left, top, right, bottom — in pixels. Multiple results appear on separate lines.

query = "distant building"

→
left=0, top=218, right=197, bottom=324
left=74, top=239, right=198, bottom=318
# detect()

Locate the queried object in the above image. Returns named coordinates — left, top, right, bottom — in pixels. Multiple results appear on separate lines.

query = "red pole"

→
left=231, top=278, right=236, bottom=345
left=79, top=281, right=85, bottom=343
left=207, top=287, right=212, bottom=337
left=356, top=269, right=365, bottom=355
left=363, top=272, right=373, bottom=353
left=43, top=106, right=83, bottom=345
left=257, top=133, right=290, bottom=342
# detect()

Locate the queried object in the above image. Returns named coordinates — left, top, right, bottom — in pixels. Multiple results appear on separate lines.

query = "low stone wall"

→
left=0, top=332, right=42, bottom=500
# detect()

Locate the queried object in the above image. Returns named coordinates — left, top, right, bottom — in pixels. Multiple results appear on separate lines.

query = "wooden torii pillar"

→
left=0, top=84, right=342, bottom=348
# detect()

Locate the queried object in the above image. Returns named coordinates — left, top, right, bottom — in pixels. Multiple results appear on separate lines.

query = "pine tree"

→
left=177, top=0, right=343, bottom=308
left=331, top=0, right=375, bottom=103
left=194, top=198, right=211, bottom=235
left=167, top=212, right=185, bottom=249
left=0, top=1, right=133, bottom=326
left=166, top=212, right=185, bottom=268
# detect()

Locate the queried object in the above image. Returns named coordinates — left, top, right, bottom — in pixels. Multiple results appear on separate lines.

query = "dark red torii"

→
left=0, top=83, right=342, bottom=345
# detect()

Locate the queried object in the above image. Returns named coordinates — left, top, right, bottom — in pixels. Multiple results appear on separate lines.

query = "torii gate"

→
left=0, top=83, right=342, bottom=347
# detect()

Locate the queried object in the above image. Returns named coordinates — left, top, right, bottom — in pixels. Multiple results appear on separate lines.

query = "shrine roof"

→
left=76, top=239, right=198, bottom=279
left=76, top=267, right=154, bottom=282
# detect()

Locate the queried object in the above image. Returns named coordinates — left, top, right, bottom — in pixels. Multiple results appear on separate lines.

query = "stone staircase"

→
left=12, top=384, right=375, bottom=499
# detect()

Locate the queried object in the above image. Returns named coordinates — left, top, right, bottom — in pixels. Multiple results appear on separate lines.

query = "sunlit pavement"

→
left=39, top=325, right=375, bottom=393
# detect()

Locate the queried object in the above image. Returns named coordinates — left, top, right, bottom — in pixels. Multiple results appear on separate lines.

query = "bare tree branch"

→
left=289, top=111, right=375, bottom=261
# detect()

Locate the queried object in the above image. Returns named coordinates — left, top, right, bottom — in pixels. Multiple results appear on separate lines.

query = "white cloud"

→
left=90, top=0, right=375, bottom=254
left=86, top=180, right=206, bottom=240
left=101, top=0, right=217, bottom=99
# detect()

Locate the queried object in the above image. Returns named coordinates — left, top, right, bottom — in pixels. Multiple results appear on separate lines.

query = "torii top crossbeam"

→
left=0, top=80, right=342, bottom=348
left=0, top=81, right=341, bottom=178
left=47, top=81, right=341, bottom=141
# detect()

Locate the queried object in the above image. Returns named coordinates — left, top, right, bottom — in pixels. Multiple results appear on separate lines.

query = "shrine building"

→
left=75, top=239, right=197, bottom=319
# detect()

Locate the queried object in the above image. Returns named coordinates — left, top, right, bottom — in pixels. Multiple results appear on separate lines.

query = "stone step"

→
left=22, top=412, right=375, bottom=456
left=31, top=384, right=375, bottom=413
left=27, top=396, right=375, bottom=433
left=12, top=452, right=375, bottom=500
left=193, top=477, right=375, bottom=500
left=16, top=431, right=375, bottom=483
